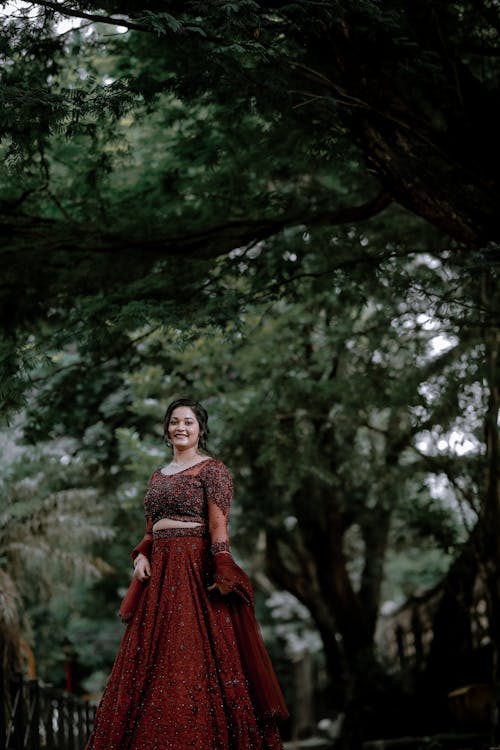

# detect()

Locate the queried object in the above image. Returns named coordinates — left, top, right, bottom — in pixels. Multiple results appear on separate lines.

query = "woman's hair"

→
left=162, top=398, right=210, bottom=450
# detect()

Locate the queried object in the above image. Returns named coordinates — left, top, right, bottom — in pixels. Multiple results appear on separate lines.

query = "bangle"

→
left=211, top=540, right=231, bottom=555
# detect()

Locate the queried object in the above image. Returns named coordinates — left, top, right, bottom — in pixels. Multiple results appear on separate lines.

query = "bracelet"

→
left=211, top=540, right=231, bottom=555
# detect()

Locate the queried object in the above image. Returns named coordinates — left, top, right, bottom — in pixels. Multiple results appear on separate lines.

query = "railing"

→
left=1, top=673, right=96, bottom=750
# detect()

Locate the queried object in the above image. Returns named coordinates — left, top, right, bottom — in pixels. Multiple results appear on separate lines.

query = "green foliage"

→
left=0, top=437, right=117, bottom=679
left=1, top=246, right=495, bottom=691
left=0, top=0, right=402, bottom=410
left=1, top=1, right=500, bottom=710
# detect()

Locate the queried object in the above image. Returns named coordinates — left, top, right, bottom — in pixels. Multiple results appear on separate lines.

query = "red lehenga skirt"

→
left=86, top=528, right=285, bottom=750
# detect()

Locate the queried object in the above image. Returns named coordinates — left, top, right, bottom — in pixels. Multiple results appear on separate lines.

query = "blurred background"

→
left=1, top=2, right=499, bottom=748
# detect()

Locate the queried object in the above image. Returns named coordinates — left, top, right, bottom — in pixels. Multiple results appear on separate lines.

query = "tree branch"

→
left=0, top=191, right=392, bottom=262
left=28, top=2, right=223, bottom=44
left=28, top=1, right=152, bottom=33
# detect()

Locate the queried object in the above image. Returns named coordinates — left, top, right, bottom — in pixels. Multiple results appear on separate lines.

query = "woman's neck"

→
left=171, top=447, right=202, bottom=465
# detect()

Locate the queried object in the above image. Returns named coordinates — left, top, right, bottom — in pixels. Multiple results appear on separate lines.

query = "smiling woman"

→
left=86, top=398, right=288, bottom=750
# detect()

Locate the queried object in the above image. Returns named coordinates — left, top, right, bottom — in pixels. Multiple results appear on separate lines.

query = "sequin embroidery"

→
left=211, top=540, right=231, bottom=555
left=86, top=533, right=284, bottom=750
left=144, top=458, right=233, bottom=525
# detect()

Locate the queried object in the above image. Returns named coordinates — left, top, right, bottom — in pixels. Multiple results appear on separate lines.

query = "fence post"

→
left=85, top=702, right=95, bottom=749
left=0, top=634, right=5, bottom=750
left=44, top=687, right=55, bottom=750
left=76, top=700, right=86, bottom=750
left=2, top=671, right=94, bottom=750
left=67, top=695, right=76, bottom=750
left=57, top=693, right=67, bottom=750
left=10, top=673, right=25, bottom=750
left=26, top=679, right=40, bottom=750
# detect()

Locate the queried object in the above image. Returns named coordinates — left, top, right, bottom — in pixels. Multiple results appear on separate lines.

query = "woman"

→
left=86, top=398, right=288, bottom=750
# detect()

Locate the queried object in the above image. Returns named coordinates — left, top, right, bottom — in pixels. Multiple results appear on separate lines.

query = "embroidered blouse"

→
left=131, top=458, right=233, bottom=559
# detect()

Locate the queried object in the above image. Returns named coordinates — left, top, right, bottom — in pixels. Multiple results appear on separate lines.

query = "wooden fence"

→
left=1, top=673, right=96, bottom=750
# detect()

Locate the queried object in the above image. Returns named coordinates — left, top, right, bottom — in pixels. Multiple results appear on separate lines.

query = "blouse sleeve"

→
left=130, top=474, right=155, bottom=562
left=203, top=460, right=233, bottom=556
left=131, top=516, right=153, bottom=562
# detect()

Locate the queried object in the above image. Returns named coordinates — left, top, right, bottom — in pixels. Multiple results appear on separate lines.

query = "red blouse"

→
left=132, top=458, right=233, bottom=559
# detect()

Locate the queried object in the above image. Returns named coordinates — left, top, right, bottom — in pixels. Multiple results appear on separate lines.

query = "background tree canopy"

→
left=1, top=0, right=500, bottom=744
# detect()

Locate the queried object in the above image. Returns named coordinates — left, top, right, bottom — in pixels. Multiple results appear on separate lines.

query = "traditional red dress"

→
left=85, top=457, right=288, bottom=750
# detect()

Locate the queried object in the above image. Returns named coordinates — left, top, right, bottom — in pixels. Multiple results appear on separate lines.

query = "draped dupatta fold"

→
left=118, top=576, right=148, bottom=623
left=213, top=553, right=289, bottom=721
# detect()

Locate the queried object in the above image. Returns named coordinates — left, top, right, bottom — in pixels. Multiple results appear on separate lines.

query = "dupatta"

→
left=213, top=553, right=289, bottom=721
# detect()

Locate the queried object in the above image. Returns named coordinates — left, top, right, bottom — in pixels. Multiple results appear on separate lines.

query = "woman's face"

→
left=168, top=407, right=200, bottom=452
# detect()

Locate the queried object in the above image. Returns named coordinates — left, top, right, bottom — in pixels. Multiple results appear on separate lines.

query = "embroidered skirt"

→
left=86, top=530, right=283, bottom=750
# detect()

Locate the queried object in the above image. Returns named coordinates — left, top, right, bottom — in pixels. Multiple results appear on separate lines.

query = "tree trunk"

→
left=291, top=650, right=316, bottom=741
left=421, top=271, right=500, bottom=733
left=423, top=533, right=480, bottom=728
left=266, top=502, right=391, bottom=748
left=478, top=271, right=500, bottom=739
left=359, top=505, right=392, bottom=640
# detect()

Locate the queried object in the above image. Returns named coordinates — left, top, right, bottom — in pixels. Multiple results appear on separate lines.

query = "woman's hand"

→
left=134, top=553, right=151, bottom=582
left=207, top=581, right=231, bottom=595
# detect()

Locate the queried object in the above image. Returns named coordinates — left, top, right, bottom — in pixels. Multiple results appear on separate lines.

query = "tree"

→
left=87, top=247, right=478, bottom=738
left=3, top=0, right=500, bottom=249
left=2, top=1, right=500, bottom=742
left=2, top=243, right=497, bottom=740
left=2, top=1, right=498, bottom=410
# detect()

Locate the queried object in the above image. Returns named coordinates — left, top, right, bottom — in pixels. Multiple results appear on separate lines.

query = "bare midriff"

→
left=152, top=518, right=202, bottom=532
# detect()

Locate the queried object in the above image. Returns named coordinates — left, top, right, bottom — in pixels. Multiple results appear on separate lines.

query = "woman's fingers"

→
left=134, top=562, right=151, bottom=582
left=207, top=582, right=231, bottom=595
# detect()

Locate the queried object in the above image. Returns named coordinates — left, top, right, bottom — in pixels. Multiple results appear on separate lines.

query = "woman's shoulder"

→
left=199, top=457, right=234, bottom=508
left=200, top=456, right=228, bottom=469
left=199, top=456, right=232, bottom=477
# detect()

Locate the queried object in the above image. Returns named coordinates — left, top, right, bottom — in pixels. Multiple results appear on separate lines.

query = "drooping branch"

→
left=25, top=2, right=154, bottom=33
left=27, top=1, right=223, bottom=44
left=14, top=2, right=500, bottom=247
left=0, top=191, right=392, bottom=263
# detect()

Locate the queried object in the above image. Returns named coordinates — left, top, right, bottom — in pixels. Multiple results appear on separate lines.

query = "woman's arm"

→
left=131, top=515, right=153, bottom=560
left=131, top=517, right=153, bottom=581
left=203, top=460, right=251, bottom=597
left=208, top=501, right=231, bottom=556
